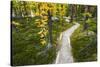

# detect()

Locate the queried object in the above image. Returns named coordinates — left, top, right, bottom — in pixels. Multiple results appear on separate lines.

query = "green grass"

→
left=70, top=24, right=97, bottom=62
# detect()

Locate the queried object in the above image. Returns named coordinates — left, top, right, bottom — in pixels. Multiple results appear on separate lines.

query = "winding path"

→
left=55, top=23, right=80, bottom=64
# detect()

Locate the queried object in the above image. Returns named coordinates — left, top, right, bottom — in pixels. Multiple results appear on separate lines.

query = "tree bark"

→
left=48, top=10, right=53, bottom=46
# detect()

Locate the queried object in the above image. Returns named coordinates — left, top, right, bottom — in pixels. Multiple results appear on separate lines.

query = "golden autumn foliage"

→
left=34, top=3, right=66, bottom=45
left=12, top=21, right=21, bottom=26
left=35, top=3, right=49, bottom=45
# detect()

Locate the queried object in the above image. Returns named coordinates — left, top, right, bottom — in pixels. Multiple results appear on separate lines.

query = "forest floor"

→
left=55, top=23, right=80, bottom=64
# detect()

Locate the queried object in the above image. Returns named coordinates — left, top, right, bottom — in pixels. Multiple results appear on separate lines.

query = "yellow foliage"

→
left=34, top=3, right=66, bottom=46
left=42, top=16, right=48, bottom=19
left=35, top=12, right=40, bottom=16
left=43, top=30, right=48, bottom=36
left=40, top=39, right=46, bottom=45
left=41, top=19, right=48, bottom=22
left=40, top=34, right=44, bottom=38
left=12, top=21, right=21, bottom=26
left=35, top=19, right=40, bottom=22
left=35, top=21, right=40, bottom=24
left=41, top=20, right=48, bottom=25
left=40, top=11, right=48, bottom=15
left=38, top=24, right=45, bottom=27
left=37, top=30, right=43, bottom=35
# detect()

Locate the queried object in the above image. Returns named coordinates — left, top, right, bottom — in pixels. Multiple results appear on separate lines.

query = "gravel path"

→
left=55, top=23, right=80, bottom=64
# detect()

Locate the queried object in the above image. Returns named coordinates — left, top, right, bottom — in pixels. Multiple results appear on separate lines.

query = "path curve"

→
left=55, top=23, right=80, bottom=64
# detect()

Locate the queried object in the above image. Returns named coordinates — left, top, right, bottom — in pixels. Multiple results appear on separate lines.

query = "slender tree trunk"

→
left=75, top=5, right=77, bottom=21
left=48, top=10, right=53, bottom=46
left=84, top=6, right=89, bottom=35
left=70, top=5, right=73, bottom=23
left=23, top=1, right=28, bottom=16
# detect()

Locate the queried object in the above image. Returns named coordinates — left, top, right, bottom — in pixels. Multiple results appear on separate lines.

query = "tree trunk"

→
left=48, top=10, right=53, bottom=46
left=70, top=5, right=74, bottom=23
left=84, top=5, right=89, bottom=35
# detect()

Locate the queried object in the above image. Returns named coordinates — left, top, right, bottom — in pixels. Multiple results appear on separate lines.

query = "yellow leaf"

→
left=37, top=30, right=43, bottom=35
left=43, top=30, right=48, bottom=36
left=12, top=21, right=20, bottom=26
left=41, top=40, right=46, bottom=45
left=35, top=12, right=40, bottom=16
left=40, top=34, right=44, bottom=38
left=35, top=19, right=40, bottom=22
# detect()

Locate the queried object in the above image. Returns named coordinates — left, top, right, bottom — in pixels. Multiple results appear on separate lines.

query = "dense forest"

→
left=11, top=0, right=97, bottom=66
